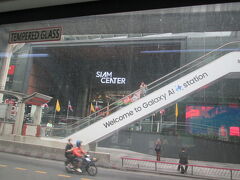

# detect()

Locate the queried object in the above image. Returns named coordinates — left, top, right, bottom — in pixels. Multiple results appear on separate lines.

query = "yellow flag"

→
left=55, top=99, right=61, bottom=112
left=90, top=103, right=95, bottom=112
left=175, top=103, right=178, bottom=118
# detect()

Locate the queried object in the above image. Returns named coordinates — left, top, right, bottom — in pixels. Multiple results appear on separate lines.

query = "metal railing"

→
left=121, top=156, right=240, bottom=180
left=46, top=41, right=240, bottom=138
left=42, top=119, right=230, bottom=141
left=127, top=121, right=221, bottom=134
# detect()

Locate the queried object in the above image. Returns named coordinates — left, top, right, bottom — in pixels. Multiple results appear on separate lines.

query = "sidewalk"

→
left=97, top=147, right=240, bottom=180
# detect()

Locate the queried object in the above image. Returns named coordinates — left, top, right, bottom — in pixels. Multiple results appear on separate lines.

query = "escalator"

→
left=47, top=41, right=240, bottom=145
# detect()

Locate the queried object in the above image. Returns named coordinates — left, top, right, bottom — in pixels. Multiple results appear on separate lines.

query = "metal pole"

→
left=151, top=115, right=153, bottom=132
left=53, top=109, right=56, bottom=126
left=175, top=116, right=178, bottom=133
left=139, top=120, right=142, bottom=131
left=66, top=106, right=69, bottom=120
left=157, top=122, right=159, bottom=133
left=175, top=103, right=178, bottom=133
left=160, top=113, right=163, bottom=133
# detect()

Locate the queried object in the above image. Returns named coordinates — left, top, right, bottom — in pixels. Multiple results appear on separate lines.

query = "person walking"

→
left=45, top=121, right=53, bottom=136
left=154, top=139, right=161, bottom=161
left=177, top=147, right=189, bottom=173
left=140, top=82, right=148, bottom=98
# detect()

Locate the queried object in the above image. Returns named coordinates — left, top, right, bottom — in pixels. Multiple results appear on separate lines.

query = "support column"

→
left=0, top=45, right=13, bottom=102
left=76, top=87, right=89, bottom=117
left=0, top=43, right=25, bottom=102
left=13, top=102, right=25, bottom=135
left=33, top=106, right=42, bottom=125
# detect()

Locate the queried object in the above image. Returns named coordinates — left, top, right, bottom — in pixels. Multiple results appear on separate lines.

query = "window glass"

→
left=0, top=2, right=240, bottom=163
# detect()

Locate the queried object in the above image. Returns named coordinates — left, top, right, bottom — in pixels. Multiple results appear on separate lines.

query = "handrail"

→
left=147, top=40, right=240, bottom=87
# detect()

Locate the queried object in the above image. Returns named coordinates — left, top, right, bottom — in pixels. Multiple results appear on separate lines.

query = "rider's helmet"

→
left=76, top=140, right=82, bottom=147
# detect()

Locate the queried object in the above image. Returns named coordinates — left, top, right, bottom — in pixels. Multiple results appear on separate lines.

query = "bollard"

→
left=155, top=162, right=157, bottom=171
left=191, top=166, right=193, bottom=175
left=230, top=170, right=232, bottom=180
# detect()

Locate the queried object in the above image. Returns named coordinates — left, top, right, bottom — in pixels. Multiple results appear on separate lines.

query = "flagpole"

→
left=54, top=99, right=61, bottom=125
left=66, top=105, right=69, bottom=120
left=66, top=107, right=69, bottom=129
left=53, top=108, right=56, bottom=125
left=106, top=101, right=109, bottom=116
left=175, top=114, right=177, bottom=133
left=95, top=101, right=97, bottom=118
left=160, top=112, right=163, bottom=133
left=175, top=103, right=178, bottom=134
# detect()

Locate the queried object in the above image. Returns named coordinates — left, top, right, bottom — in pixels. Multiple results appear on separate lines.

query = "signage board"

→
left=9, top=27, right=62, bottom=44
left=96, top=71, right=126, bottom=85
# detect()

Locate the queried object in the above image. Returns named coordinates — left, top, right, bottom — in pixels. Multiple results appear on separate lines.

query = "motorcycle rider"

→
left=65, top=138, right=74, bottom=168
left=71, top=140, right=86, bottom=173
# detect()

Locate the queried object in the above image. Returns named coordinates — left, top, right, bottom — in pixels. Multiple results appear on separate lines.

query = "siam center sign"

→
left=96, top=71, right=126, bottom=84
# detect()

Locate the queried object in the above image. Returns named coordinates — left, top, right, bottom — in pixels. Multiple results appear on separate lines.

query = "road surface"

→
left=0, top=152, right=199, bottom=180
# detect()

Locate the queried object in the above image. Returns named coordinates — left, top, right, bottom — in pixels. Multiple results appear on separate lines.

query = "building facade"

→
left=0, top=2, right=240, bottom=163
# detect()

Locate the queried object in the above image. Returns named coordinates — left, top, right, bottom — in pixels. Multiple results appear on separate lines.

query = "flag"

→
left=55, top=99, right=61, bottom=112
left=68, top=100, right=73, bottom=112
left=160, top=109, right=165, bottom=115
left=175, top=103, right=178, bottom=118
left=90, top=103, right=95, bottom=112
left=42, top=103, right=49, bottom=108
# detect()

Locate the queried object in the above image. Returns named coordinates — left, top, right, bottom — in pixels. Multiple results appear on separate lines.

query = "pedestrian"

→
left=123, top=95, right=132, bottom=105
left=154, top=139, right=161, bottom=161
left=140, top=82, right=148, bottom=98
left=131, top=91, right=141, bottom=102
left=177, top=147, right=189, bottom=174
left=45, top=120, right=53, bottom=136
